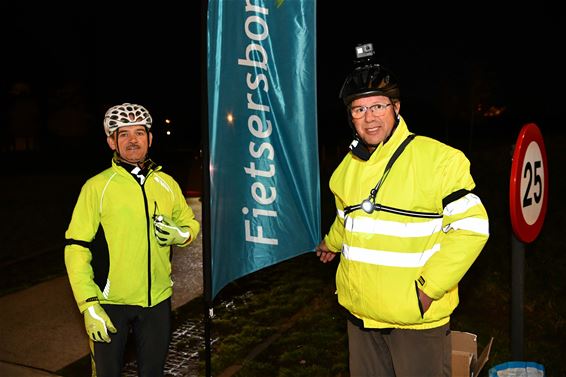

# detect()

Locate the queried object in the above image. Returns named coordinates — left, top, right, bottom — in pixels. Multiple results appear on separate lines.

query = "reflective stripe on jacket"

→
left=324, top=118, right=489, bottom=329
left=65, top=158, right=200, bottom=313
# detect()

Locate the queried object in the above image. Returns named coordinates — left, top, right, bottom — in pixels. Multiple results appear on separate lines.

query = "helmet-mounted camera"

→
left=339, top=42, right=400, bottom=105
left=354, top=43, right=375, bottom=61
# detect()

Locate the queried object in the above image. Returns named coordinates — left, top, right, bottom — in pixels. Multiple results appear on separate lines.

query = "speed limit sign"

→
left=509, top=123, right=548, bottom=243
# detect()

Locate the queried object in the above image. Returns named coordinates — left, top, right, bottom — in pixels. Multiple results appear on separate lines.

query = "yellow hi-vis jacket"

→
left=65, top=158, right=200, bottom=313
left=324, top=117, right=489, bottom=329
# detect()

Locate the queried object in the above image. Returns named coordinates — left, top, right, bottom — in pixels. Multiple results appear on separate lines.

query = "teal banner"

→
left=207, top=0, right=320, bottom=299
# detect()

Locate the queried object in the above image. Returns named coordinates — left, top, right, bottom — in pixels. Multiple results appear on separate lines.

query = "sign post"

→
left=508, top=123, right=548, bottom=360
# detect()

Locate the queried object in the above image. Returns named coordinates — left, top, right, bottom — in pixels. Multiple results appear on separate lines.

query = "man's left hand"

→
left=418, top=288, right=433, bottom=314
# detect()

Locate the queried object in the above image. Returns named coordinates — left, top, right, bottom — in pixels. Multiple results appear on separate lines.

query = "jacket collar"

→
left=111, top=154, right=161, bottom=184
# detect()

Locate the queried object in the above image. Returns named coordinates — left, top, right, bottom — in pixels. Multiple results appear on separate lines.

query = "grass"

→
left=202, top=254, right=348, bottom=377
left=199, top=242, right=564, bottom=376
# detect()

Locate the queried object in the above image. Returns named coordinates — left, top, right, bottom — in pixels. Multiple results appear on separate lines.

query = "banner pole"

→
left=201, top=0, right=212, bottom=376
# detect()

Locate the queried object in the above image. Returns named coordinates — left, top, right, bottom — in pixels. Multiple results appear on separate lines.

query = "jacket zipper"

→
left=142, top=184, right=152, bottom=307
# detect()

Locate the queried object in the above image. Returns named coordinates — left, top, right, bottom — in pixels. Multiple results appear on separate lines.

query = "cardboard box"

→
left=452, top=331, right=494, bottom=377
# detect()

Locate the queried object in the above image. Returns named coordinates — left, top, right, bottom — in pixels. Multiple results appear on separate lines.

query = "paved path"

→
left=0, top=198, right=203, bottom=376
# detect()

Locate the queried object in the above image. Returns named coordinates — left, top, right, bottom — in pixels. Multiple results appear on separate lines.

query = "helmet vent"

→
left=103, top=103, right=153, bottom=136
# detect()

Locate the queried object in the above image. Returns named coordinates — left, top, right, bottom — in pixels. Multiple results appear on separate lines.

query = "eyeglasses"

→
left=350, top=103, right=392, bottom=119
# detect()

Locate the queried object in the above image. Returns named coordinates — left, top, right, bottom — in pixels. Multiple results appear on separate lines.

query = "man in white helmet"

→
left=64, top=103, right=200, bottom=376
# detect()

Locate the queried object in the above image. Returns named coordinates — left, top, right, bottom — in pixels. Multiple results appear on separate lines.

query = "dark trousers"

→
left=93, top=298, right=171, bottom=377
left=347, top=319, right=451, bottom=377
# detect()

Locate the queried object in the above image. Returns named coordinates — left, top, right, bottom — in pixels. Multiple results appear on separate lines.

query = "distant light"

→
left=483, top=106, right=506, bottom=118
left=166, top=130, right=171, bottom=135
left=165, top=118, right=171, bottom=124
left=226, top=112, right=234, bottom=124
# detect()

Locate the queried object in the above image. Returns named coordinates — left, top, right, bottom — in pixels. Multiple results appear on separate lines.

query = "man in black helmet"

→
left=316, top=44, right=489, bottom=376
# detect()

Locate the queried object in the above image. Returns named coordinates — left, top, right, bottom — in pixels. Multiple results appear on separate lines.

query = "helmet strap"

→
left=112, top=131, right=151, bottom=166
left=115, top=152, right=151, bottom=168
left=349, top=137, right=372, bottom=161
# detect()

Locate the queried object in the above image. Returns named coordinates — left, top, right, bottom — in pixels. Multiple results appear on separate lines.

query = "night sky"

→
left=2, top=2, right=564, bottom=164
left=317, top=2, right=564, bottom=145
left=2, top=6, right=200, bottom=147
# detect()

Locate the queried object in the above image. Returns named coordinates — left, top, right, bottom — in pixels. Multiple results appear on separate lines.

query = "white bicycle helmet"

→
left=103, top=103, right=152, bottom=136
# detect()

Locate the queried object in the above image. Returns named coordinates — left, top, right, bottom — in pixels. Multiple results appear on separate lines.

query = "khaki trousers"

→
left=347, top=320, right=451, bottom=377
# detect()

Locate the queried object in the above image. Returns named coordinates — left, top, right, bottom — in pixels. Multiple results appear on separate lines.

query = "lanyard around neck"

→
left=344, top=134, right=416, bottom=215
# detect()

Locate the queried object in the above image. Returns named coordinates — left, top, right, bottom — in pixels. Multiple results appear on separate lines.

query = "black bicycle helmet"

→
left=339, top=63, right=400, bottom=105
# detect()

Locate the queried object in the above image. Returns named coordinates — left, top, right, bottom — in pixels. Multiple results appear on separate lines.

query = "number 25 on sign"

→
left=509, top=123, right=548, bottom=243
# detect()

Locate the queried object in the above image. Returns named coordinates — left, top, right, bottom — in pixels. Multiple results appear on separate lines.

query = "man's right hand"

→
left=154, top=215, right=191, bottom=246
left=83, top=303, right=117, bottom=343
left=316, top=240, right=336, bottom=263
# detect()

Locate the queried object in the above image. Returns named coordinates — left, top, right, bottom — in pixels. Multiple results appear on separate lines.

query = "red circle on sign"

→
left=509, top=123, right=548, bottom=243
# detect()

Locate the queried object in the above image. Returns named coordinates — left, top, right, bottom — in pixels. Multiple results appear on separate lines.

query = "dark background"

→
left=2, top=2, right=563, bottom=171
left=1, top=2, right=565, bottom=373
